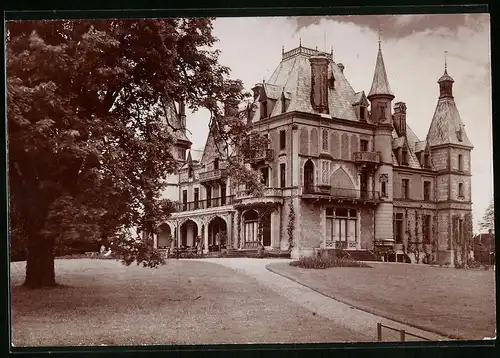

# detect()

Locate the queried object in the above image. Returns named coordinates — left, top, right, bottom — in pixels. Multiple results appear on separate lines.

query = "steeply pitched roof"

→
left=368, top=47, right=394, bottom=98
left=426, top=97, right=473, bottom=147
left=405, top=124, right=420, bottom=152
left=252, top=46, right=359, bottom=121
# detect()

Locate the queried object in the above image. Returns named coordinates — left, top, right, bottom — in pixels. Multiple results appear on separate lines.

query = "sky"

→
left=185, top=14, right=492, bottom=232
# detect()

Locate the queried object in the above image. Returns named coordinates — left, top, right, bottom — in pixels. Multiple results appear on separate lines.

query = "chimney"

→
left=252, top=83, right=263, bottom=101
left=393, top=102, right=407, bottom=136
left=337, top=63, right=345, bottom=73
left=309, top=56, right=330, bottom=114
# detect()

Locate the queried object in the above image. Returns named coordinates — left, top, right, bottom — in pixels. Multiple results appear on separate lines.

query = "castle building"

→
left=156, top=41, right=473, bottom=265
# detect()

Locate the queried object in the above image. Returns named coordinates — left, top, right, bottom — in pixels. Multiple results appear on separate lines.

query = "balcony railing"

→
left=177, top=195, right=234, bottom=212
left=199, top=169, right=227, bottom=182
left=248, top=148, right=274, bottom=163
left=353, top=151, right=381, bottom=164
left=302, top=185, right=380, bottom=201
left=236, top=187, right=283, bottom=199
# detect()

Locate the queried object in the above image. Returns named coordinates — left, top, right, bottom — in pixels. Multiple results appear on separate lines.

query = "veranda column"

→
left=203, top=223, right=209, bottom=254
left=153, top=233, right=158, bottom=249
left=227, top=214, right=233, bottom=249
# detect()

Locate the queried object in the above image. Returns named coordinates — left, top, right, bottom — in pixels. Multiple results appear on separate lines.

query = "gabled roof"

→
left=162, top=100, right=191, bottom=143
left=368, top=46, right=394, bottom=98
left=405, top=124, right=420, bottom=152
left=415, top=140, right=427, bottom=153
left=352, top=91, right=369, bottom=106
left=426, top=97, right=473, bottom=147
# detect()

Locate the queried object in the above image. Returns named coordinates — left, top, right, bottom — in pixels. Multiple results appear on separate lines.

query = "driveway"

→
left=196, top=258, right=449, bottom=342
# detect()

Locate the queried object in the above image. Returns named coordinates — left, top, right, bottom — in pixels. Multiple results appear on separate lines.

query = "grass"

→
left=289, top=256, right=371, bottom=269
left=267, top=261, right=496, bottom=340
left=10, top=259, right=368, bottom=346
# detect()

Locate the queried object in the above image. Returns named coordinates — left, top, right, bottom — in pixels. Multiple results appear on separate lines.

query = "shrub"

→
left=290, top=256, right=371, bottom=269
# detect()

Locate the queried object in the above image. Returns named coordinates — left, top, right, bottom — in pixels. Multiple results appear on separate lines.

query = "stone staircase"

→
left=345, top=250, right=382, bottom=262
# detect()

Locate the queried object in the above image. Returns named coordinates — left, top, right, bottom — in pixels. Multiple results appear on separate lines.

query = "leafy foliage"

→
left=287, top=202, right=295, bottom=250
left=7, top=19, right=261, bottom=287
left=479, top=199, right=494, bottom=234
left=290, top=256, right=372, bottom=269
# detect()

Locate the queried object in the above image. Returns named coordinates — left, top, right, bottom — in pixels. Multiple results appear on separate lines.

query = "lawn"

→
left=267, top=262, right=496, bottom=340
left=10, top=259, right=369, bottom=346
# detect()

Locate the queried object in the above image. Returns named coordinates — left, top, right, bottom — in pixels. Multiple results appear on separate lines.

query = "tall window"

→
left=360, top=106, right=366, bottom=121
left=423, top=181, right=431, bottom=201
left=280, top=163, right=286, bottom=188
left=206, top=186, right=212, bottom=208
left=401, top=179, right=409, bottom=199
left=213, top=158, right=219, bottom=170
left=401, top=148, right=409, bottom=166
left=393, top=213, right=404, bottom=243
left=458, top=154, right=463, bottom=171
left=260, top=167, right=269, bottom=187
left=422, top=215, right=431, bottom=244
left=260, top=101, right=268, bottom=119
left=263, top=133, right=269, bottom=148
left=381, top=181, right=387, bottom=197
left=194, top=188, right=199, bottom=209
left=182, top=190, right=188, bottom=211
left=188, top=166, right=193, bottom=178
left=424, top=152, right=430, bottom=167
left=458, top=183, right=464, bottom=198
left=326, top=208, right=358, bottom=247
left=360, top=139, right=369, bottom=152
left=178, top=148, right=186, bottom=160
left=220, top=183, right=227, bottom=205
left=280, top=130, right=286, bottom=150
left=322, top=129, right=328, bottom=151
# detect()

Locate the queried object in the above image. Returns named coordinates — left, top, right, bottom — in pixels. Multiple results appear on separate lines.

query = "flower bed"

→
left=289, top=256, right=371, bottom=269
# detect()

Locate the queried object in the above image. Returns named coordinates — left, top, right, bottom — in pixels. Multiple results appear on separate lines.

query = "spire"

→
left=438, top=51, right=454, bottom=98
left=367, top=34, right=394, bottom=99
left=378, top=28, right=381, bottom=50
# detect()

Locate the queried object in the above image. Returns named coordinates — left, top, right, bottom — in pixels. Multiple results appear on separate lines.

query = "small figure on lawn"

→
left=100, top=245, right=106, bottom=256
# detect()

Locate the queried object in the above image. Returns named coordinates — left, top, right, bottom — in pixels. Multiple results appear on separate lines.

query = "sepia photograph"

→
left=7, top=11, right=495, bottom=348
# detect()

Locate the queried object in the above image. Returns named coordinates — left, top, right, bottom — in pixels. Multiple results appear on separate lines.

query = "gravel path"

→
left=196, top=258, right=450, bottom=342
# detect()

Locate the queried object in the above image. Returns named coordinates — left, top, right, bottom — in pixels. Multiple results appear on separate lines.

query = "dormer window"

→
left=213, top=158, right=219, bottom=170
left=188, top=166, right=193, bottom=178
left=424, top=152, right=430, bottom=168
left=329, top=73, right=335, bottom=89
left=401, top=148, right=409, bottom=166
left=260, top=101, right=268, bottom=119
left=281, top=96, right=286, bottom=114
left=456, top=127, right=463, bottom=142
left=360, top=106, right=366, bottom=121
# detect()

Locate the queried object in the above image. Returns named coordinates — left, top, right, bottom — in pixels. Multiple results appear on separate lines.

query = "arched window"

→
left=304, top=160, right=315, bottom=193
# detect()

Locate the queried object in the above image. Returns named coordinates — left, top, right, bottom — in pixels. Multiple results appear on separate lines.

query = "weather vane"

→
left=444, top=51, right=448, bottom=71
left=378, top=28, right=382, bottom=49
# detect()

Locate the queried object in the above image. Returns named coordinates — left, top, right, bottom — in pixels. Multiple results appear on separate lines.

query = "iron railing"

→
left=248, top=148, right=274, bottom=163
left=236, top=187, right=283, bottom=199
left=198, top=169, right=227, bottom=182
left=177, top=195, right=234, bottom=212
left=377, top=323, right=432, bottom=342
left=302, top=186, right=380, bottom=201
left=353, top=151, right=381, bottom=163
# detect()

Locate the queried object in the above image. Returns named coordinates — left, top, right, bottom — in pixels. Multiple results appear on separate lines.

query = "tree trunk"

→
left=24, top=233, right=56, bottom=288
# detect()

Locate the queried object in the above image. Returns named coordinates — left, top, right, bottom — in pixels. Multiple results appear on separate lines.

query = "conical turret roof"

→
left=368, top=45, right=394, bottom=98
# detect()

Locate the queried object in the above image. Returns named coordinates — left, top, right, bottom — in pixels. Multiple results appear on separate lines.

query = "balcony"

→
left=236, top=187, right=283, bottom=200
left=248, top=148, right=274, bottom=164
left=198, top=169, right=227, bottom=182
left=353, top=151, right=381, bottom=165
left=302, top=186, right=380, bottom=203
left=176, top=195, right=234, bottom=212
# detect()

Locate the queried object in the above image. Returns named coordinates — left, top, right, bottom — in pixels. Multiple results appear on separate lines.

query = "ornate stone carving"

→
left=379, top=173, right=389, bottom=182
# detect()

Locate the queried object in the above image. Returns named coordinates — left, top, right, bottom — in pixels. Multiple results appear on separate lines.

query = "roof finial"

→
left=299, top=38, right=302, bottom=47
left=444, top=50, right=448, bottom=72
left=282, top=45, right=284, bottom=55
left=378, top=27, right=382, bottom=50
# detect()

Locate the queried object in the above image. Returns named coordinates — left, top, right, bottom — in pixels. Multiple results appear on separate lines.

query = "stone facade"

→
left=156, top=43, right=472, bottom=265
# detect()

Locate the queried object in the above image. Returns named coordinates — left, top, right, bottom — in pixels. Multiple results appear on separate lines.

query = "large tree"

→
left=7, top=18, right=264, bottom=288
left=479, top=199, right=494, bottom=234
